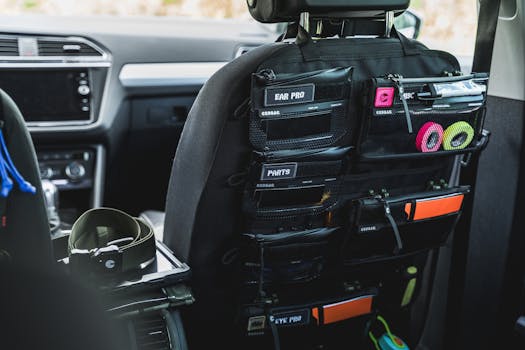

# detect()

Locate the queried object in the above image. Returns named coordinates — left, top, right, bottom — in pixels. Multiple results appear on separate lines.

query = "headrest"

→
left=247, top=0, right=410, bottom=23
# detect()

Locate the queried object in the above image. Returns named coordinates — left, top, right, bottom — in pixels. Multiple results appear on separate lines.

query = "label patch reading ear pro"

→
left=264, top=84, right=315, bottom=106
left=261, top=163, right=298, bottom=181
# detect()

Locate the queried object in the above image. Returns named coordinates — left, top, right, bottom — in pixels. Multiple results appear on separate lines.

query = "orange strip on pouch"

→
left=322, top=296, right=373, bottom=325
left=312, top=308, right=320, bottom=325
left=411, top=194, right=465, bottom=221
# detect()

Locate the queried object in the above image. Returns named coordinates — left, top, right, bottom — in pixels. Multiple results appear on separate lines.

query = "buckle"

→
left=70, top=244, right=123, bottom=275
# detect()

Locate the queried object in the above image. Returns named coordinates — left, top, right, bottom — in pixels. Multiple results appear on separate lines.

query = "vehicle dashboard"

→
left=0, top=15, right=274, bottom=227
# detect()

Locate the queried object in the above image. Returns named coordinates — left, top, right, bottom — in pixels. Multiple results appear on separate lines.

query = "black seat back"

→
left=0, top=89, right=52, bottom=268
left=162, top=1, right=484, bottom=348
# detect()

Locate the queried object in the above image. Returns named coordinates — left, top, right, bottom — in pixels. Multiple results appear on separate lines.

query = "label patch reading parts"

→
left=270, top=309, right=310, bottom=328
left=261, top=163, right=298, bottom=181
left=264, top=84, right=315, bottom=107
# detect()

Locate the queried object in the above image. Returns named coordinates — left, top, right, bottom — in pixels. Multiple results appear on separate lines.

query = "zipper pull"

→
left=388, top=74, right=413, bottom=134
left=380, top=197, right=404, bottom=254
left=396, top=79, right=414, bottom=134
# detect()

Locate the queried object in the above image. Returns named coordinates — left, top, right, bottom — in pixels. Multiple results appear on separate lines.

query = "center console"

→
left=0, top=34, right=111, bottom=229
left=37, top=145, right=105, bottom=229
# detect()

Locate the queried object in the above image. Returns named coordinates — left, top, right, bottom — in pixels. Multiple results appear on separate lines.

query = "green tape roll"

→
left=443, top=121, right=474, bottom=150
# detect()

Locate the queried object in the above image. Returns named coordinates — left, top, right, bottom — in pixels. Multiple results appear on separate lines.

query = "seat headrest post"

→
left=316, top=20, right=323, bottom=36
left=300, top=12, right=311, bottom=33
left=385, top=11, right=395, bottom=37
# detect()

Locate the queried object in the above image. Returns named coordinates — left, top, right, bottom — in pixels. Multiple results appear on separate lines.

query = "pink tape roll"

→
left=415, top=122, right=444, bottom=152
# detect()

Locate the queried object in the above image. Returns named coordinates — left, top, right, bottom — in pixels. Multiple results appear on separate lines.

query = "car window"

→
left=409, top=0, right=478, bottom=72
left=0, top=0, right=251, bottom=19
left=2, top=0, right=478, bottom=71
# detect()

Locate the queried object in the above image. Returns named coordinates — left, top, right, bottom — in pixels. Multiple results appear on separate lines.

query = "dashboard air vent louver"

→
left=0, top=38, right=19, bottom=56
left=132, top=314, right=172, bottom=350
left=37, top=39, right=102, bottom=56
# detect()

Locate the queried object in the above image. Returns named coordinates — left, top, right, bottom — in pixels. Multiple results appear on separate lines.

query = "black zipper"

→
left=254, top=67, right=350, bottom=87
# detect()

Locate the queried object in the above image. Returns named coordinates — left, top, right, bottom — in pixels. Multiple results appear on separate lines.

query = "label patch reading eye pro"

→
left=270, top=309, right=310, bottom=327
left=264, top=84, right=315, bottom=106
left=261, top=163, right=298, bottom=181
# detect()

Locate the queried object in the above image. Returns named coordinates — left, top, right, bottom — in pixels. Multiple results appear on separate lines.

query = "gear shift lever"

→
left=41, top=179, right=60, bottom=234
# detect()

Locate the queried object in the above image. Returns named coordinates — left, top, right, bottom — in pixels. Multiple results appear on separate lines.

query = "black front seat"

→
left=0, top=89, right=52, bottom=269
left=0, top=89, right=126, bottom=350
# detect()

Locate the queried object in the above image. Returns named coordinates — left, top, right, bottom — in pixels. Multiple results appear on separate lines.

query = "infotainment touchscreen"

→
left=0, top=69, right=91, bottom=123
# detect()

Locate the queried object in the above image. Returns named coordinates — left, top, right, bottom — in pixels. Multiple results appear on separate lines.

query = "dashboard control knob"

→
left=39, top=166, right=53, bottom=179
left=77, top=85, right=90, bottom=96
left=65, top=162, right=86, bottom=181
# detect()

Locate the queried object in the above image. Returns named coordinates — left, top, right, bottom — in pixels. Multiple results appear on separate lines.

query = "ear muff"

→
left=415, top=122, right=444, bottom=153
left=443, top=121, right=475, bottom=150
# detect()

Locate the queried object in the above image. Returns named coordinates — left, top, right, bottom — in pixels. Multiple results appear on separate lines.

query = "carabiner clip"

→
left=368, top=315, right=409, bottom=350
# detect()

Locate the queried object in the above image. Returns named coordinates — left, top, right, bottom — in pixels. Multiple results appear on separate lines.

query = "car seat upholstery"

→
left=161, top=1, right=469, bottom=348
left=0, top=89, right=52, bottom=269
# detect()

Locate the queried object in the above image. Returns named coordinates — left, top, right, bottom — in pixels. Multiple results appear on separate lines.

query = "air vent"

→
left=132, top=314, right=172, bottom=350
left=38, top=39, right=102, bottom=57
left=0, top=38, right=19, bottom=56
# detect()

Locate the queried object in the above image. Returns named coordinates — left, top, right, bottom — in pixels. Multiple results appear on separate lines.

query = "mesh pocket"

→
left=250, top=67, right=353, bottom=151
left=358, top=74, right=489, bottom=160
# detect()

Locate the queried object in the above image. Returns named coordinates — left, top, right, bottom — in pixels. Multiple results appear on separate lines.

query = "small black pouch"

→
left=243, top=162, right=344, bottom=217
left=243, top=146, right=350, bottom=233
left=251, top=146, right=351, bottom=184
left=344, top=186, right=470, bottom=264
left=250, top=67, right=353, bottom=151
left=242, top=227, right=339, bottom=287
left=358, top=73, right=489, bottom=160
left=242, top=288, right=377, bottom=335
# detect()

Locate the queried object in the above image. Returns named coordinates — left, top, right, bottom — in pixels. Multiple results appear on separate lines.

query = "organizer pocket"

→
left=250, top=146, right=351, bottom=183
left=342, top=253, right=427, bottom=310
left=242, top=288, right=377, bottom=335
left=358, top=73, right=489, bottom=160
left=343, top=186, right=470, bottom=264
left=242, top=227, right=339, bottom=286
left=250, top=67, right=353, bottom=151
left=243, top=174, right=343, bottom=222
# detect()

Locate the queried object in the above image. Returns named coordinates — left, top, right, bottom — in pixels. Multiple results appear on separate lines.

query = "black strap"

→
left=390, top=26, right=421, bottom=56
left=276, top=21, right=300, bottom=42
left=444, top=0, right=501, bottom=346
left=472, top=0, right=502, bottom=73
left=296, top=22, right=420, bottom=62
left=68, top=208, right=156, bottom=275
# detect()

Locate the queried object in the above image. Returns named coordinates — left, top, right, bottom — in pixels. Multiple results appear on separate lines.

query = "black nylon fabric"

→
left=162, top=44, right=289, bottom=348
left=260, top=38, right=459, bottom=81
left=0, top=89, right=52, bottom=269
left=163, top=34, right=461, bottom=349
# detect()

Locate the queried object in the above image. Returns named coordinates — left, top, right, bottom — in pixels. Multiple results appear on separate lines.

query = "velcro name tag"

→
left=261, top=163, right=298, bottom=181
left=270, top=309, right=310, bottom=327
left=264, top=84, right=315, bottom=106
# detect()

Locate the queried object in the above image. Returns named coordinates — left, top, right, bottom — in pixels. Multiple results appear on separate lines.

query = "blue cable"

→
left=0, top=129, right=36, bottom=195
left=0, top=149, right=13, bottom=198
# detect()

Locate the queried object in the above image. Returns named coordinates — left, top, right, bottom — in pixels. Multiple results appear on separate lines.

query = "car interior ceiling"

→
left=2, top=0, right=525, bottom=349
